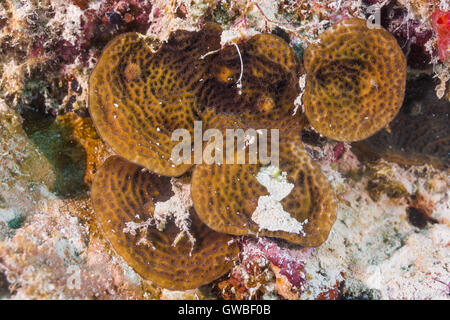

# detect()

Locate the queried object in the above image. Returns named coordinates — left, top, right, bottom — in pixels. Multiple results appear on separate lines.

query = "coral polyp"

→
left=303, top=18, right=407, bottom=142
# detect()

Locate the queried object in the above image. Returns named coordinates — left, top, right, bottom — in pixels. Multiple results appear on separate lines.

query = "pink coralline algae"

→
left=432, top=9, right=450, bottom=63
left=81, top=0, right=153, bottom=45
left=243, top=238, right=308, bottom=291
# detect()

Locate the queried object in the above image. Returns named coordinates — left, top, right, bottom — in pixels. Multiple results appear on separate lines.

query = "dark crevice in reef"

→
left=0, top=270, right=12, bottom=298
left=352, top=74, right=450, bottom=169
left=20, top=106, right=88, bottom=199
left=338, top=280, right=382, bottom=300
left=362, top=0, right=433, bottom=69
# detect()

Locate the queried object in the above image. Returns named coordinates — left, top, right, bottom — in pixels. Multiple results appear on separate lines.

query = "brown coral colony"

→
left=303, top=18, right=407, bottom=142
left=191, top=131, right=337, bottom=247
left=89, top=19, right=407, bottom=289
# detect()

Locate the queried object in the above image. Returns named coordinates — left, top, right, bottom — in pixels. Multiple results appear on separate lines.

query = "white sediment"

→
left=251, top=166, right=307, bottom=235
left=123, top=178, right=195, bottom=249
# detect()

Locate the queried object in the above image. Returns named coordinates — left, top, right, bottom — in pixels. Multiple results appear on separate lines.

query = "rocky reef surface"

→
left=0, top=0, right=449, bottom=300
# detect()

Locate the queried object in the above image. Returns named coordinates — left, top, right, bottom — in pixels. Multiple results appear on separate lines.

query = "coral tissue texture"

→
left=192, top=131, right=337, bottom=247
left=303, top=18, right=407, bottom=142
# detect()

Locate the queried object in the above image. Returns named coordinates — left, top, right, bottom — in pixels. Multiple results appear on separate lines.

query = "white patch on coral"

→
left=252, top=197, right=308, bottom=235
left=153, top=179, right=194, bottom=244
left=255, top=166, right=293, bottom=201
left=293, top=74, right=306, bottom=115
left=251, top=166, right=307, bottom=235
left=123, top=178, right=195, bottom=249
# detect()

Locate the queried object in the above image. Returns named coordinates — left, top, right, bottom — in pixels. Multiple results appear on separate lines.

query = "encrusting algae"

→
left=86, top=16, right=437, bottom=291
left=0, top=0, right=449, bottom=300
